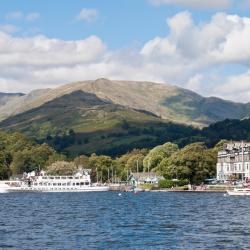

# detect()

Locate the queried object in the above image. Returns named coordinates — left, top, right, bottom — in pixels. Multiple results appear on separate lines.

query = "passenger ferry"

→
left=0, top=169, right=109, bottom=193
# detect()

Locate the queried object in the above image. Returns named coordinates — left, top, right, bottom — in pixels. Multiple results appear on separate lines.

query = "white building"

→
left=217, top=142, right=250, bottom=180
left=129, top=172, right=164, bottom=187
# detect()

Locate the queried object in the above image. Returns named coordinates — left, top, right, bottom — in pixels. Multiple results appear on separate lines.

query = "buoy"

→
left=118, top=193, right=122, bottom=196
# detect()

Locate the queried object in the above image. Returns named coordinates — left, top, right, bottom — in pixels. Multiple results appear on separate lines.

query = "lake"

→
left=0, top=192, right=250, bottom=249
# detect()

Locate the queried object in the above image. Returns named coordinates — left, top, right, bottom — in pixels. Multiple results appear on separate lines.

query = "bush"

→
left=175, top=179, right=189, bottom=186
left=158, top=179, right=174, bottom=188
left=158, top=179, right=190, bottom=188
left=139, top=184, right=154, bottom=190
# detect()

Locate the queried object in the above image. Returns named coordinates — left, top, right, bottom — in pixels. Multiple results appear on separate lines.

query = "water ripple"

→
left=0, top=192, right=250, bottom=249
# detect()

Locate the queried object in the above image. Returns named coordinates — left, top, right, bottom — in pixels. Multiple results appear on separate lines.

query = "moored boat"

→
left=0, top=169, right=109, bottom=193
left=227, top=188, right=250, bottom=196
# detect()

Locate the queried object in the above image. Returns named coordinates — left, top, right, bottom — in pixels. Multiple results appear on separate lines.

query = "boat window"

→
left=55, top=177, right=60, bottom=179
left=75, top=177, right=79, bottom=179
left=58, top=183, right=61, bottom=186
left=67, top=182, right=71, bottom=186
left=69, top=177, right=73, bottom=179
left=53, top=183, right=56, bottom=186
left=80, top=182, right=84, bottom=185
left=49, top=177, right=54, bottom=179
left=62, top=183, right=66, bottom=186
left=73, top=183, right=75, bottom=186
left=85, top=182, right=89, bottom=185
left=76, top=183, right=79, bottom=186
left=62, top=177, right=66, bottom=179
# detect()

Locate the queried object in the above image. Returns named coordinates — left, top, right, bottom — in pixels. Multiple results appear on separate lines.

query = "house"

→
left=217, top=141, right=250, bottom=180
left=129, top=172, right=164, bottom=187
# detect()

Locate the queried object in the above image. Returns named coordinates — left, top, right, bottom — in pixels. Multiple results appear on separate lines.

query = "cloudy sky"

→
left=0, top=0, right=250, bottom=102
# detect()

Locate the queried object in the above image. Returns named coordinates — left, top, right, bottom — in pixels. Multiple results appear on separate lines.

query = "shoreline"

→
left=149, top=189, right=227, bottom=193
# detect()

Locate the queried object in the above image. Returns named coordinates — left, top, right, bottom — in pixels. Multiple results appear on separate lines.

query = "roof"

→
left=131, top=172, right=163, bottom=180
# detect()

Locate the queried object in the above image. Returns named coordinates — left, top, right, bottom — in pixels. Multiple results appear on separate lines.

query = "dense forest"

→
left=32, top=117, right=250, bottom=158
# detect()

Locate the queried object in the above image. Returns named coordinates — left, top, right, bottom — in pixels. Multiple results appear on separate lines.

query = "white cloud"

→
left=0, top=33, right=105, bottom=66
left=26, top=12, right=40, bottom=21
left=6, top=11, right=23, bottom=20
left=5, top=11, right=40, bottom=22
left=149, top=0, right=232, bottom=9
left=1, top=11, right=250, bottom=102
left=214, top=71, right=250, bottom=102
left=76, top=8, right=99, bottom=22
left=0, top=24, right=20, bottom=34
left=186, top=74, right=203, bottom=92
left=141, top=12, right=250, bottom=67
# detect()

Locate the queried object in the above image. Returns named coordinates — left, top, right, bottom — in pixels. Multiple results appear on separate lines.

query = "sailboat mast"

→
left=242, top=141, right=244, bottom=181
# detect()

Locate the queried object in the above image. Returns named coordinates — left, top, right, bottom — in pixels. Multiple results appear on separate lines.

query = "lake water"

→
left=0, top=192, right=250, bottom=249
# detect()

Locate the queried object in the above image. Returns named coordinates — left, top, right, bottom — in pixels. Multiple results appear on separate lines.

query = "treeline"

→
left=0, top=130, right=226, bottom=184
left=36, top=121, right=198, bottom=157
left=35, top=118, right=250, bottom=157
left=0, top=131, right=65, bottom=179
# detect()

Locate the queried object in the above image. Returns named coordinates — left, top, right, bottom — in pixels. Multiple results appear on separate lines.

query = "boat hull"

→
left=227, top=190, right=250, bottom=196
left=0, top=186, right=110, bottom=193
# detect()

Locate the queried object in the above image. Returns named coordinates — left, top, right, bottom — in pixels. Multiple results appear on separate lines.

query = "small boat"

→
left=227, top=188, right=250, bottom=196
left=0, top=170, right=110, bottom=193
left=134, top=187, right=144, bottom=192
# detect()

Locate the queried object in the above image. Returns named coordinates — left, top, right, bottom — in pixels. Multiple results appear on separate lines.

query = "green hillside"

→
left=0, top=79, right=250, bottom=127
left=163, top=88, right=250, bottom=126
left=0, top=90, right=197, bottom=156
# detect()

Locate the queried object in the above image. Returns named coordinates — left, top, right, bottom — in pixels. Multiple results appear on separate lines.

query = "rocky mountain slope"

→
left=0, top=79, right=249, bottom=127
left=0, top=92, right=24, bottom=106
left=0, top=90, right=196, bottom=156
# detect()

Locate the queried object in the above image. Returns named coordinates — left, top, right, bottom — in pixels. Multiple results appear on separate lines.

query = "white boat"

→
left=0, top=170, right=109, bottom=193
left=227, top=188, right=250, bottom=196
left=133, top=187, right=144, bottom=193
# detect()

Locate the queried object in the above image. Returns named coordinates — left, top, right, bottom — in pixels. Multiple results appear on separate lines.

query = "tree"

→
left=0, top=151, right=12, bottom=179
left=46, top=153, right=67, bottom=166
left=115, top=149, right=148, bottom=181
left=74, top=155, right=91, bottom=169
left=89, top=154, right=114, bottom=182
left=143, top=142, right=179, bottom=171
left=160, top=142, right=217, bottom=184
left=45, top=161, right=77, bottom=175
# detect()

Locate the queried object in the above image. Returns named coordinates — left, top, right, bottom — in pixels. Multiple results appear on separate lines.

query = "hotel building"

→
left=217, top=142, right=250, bottom=180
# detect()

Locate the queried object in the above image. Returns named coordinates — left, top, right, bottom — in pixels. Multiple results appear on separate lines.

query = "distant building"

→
left=217, top=141, right=250, bottom=180
left=129, top=172, right=164, bottom=187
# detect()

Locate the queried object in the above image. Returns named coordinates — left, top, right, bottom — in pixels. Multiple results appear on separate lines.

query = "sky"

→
left=0, top=0, right=250, bottom=102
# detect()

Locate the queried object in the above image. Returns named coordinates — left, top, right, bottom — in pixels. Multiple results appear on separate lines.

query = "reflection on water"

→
left=0, top=192, right=250, bottom=249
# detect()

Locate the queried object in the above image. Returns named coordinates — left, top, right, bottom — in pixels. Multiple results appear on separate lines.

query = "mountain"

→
left=0, top=89, right=50, bottom=121
left=1, top=79, right=250, bottom=156
left=200, top=118, right=250, bottom=146
left=0, top=90, right=197, bottom=156
left=0, top=79, right=250, bottom=127
left=0, top=92, right=24, bottom=106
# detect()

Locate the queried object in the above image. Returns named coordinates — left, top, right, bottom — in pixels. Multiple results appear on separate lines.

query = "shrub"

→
left=158, top=179, right=174, bottom=188
left=158, top=179, right=190, bottom=188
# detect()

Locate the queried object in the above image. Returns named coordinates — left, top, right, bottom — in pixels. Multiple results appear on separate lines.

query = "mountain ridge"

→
left=0, top=90, right=197, bottom=156
left=0, top=78, right=250, bottom=127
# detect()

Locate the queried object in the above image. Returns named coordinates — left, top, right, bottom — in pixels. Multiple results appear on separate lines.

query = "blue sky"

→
left=0, top=0, right=250, bottom=102
left=1, top=0, right=247, bottom=48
